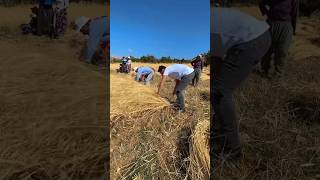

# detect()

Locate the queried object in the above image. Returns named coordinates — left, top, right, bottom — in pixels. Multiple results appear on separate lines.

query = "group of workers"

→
left=131, top=54, right=205, bottom=113
left=21, top=1, right=109, bottom=65
left=21, top=0, right=69, bottom=37
left=210, top=0, right=298, bottom=166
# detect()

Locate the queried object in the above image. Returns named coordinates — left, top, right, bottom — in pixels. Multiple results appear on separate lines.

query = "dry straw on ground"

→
left=110, top=72, right=169, bottom=119
left=189, top=120, right=210, bottom=180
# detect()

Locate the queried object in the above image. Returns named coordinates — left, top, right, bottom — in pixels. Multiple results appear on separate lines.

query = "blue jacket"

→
left=85, top=16, right=110, bottom=61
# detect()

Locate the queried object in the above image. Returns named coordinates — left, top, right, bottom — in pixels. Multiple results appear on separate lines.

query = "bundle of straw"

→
left=110, top=72, right=169, bottom=119
left=189, top=120, right=210, bottom=179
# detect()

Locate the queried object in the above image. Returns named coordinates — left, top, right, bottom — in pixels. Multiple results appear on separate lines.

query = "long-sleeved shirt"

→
left=259, top=0, right=299, bottom=32
left=85, top=16, right=110, bottom=61
left=191, top=59, right=203, bottom=70
left=210, top=7, right=269, bottom=58
left=136, top=67, right=153, bottom=80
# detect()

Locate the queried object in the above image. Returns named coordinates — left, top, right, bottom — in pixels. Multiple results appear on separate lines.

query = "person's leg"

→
left=260, top=44, right=273, bottom=75
left=212, top=31, right=271, bottom=160
left=273, top=22, right=293, bottom=74
left=195, top=68, right=201, bottom=86
left=175, top=72, right=195, bottom=111
left=192, top=70, right=198, bottom=86
left=144, top=71, right=154, bottom=85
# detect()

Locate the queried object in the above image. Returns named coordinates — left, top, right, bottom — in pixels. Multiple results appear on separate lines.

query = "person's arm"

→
left=135, top=72, right=141, bottom=81
left=291, top=0, right=299, bottom=35
left=173, top=79, right=180, bottom=96
left=157, top=75, right=167, bottom=95
left=259, top=0, right=269, bottom=16
left=141, top=74, right=145, bottom=82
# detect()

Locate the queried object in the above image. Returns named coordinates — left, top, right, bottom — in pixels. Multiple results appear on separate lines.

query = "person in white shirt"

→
left=157, top=64, right=195, bottom=113
left=211, top=7, right=272, bottom=163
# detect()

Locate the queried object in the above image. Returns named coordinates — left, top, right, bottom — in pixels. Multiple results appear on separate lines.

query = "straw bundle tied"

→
left=189, top=120, right=210, bottom=179
left=110, top=73, right=169, bottom=118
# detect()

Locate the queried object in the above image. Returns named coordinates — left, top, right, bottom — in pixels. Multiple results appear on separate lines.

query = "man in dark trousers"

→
left=259, top=0, right=299, bottom=77
left=210, top=7, right=271, bottom=165
left=191, top=54, right=204, bottom=87
left=157, top=64, right=195, bottom=113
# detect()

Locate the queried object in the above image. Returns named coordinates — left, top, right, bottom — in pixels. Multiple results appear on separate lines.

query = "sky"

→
left=110, top=0, right=210, bottom=59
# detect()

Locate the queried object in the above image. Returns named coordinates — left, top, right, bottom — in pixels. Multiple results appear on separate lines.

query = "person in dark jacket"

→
left=37, top=0, right=54, bottom=36
left=191, top=54, right=204, bottom=87
left=259, top=0, right=299, bottom=77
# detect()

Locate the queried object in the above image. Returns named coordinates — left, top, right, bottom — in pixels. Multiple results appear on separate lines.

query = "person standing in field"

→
left=53, top=0, right=69, bottom=37
left=134, top=66, right=155, bottom=85
left=38, top=0, right=54, bottom=36
left=210, top=7, right=271, bottom=164
left=73, top=16, right=110, bottom=64
left=126, top=57, right=132, bottom=73
left=157, top=64, right=195, bottom=113
left=259, top=0, right=299, bottom=77
left=191, top=54, right=204, bottom=87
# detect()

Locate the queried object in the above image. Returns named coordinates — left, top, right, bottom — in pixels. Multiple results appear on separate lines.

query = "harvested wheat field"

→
left=0, top=3, right=109, bottom=180
left=110, top=7, right=320, bottom=180
left=110, top=63, right=210, bottom=179
left=201, top=7, right=320, bottom=180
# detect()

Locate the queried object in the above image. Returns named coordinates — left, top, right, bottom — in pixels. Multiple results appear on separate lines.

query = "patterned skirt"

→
left=54, top=8, right=68, bottom=36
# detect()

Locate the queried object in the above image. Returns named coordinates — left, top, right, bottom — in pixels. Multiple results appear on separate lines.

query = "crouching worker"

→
left=134, top=66, right=155, bottom=85
left=73, top=16, right=109, bottom=64
left=210, top=7, right=271, bottom=164
left=157, top=64, right=195, bottom=113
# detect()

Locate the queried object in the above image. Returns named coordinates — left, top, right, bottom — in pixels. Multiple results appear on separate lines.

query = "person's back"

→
left=211, top=7, right=269, bottom=57
left=85, top=16, right=109, bottom=61
left=138, top=67, right=153, bottom=75
left=164, top=64, right=194, bottom=80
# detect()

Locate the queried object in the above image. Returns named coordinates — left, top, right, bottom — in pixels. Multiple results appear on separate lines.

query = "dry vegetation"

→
left=110, top=63, right=210, bottom=179
left=0, top=3, right=109, bottom=180
left=210, top=8, right=320, bottom=180
left=110, top=7, right=320, bottom=180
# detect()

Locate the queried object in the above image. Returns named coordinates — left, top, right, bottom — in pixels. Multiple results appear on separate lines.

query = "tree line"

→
left=211, top=0, right=320, bottom=16
left=112, top=52, right=211, bottom=66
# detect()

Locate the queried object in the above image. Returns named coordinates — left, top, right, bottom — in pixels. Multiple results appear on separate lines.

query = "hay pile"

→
left=189, top=120, right=210, bottom=179
left=110, top=72, right=169, bottom=118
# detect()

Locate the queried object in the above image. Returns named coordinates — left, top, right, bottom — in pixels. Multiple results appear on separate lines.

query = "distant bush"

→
left=0, top=0, right=108, bottom=7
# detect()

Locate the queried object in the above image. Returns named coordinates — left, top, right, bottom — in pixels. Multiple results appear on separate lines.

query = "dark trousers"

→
left=192, top=68, right=202, bottom=87
left=211, top=31, right=271, bottom=159
left=37, top=5, right=53, bottom=36
left=176, top=72, right=195, bottom=110
left=261, top=21, right=293, bottom=73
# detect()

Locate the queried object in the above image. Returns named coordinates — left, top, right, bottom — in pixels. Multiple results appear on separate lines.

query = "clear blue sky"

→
left=110, top=0, right=210, bottom=59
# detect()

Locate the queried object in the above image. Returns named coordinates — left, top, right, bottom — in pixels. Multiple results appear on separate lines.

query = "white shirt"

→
left=211, top=7, right=269, bottom=58
left=163, top=64, right=194, bottom=80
